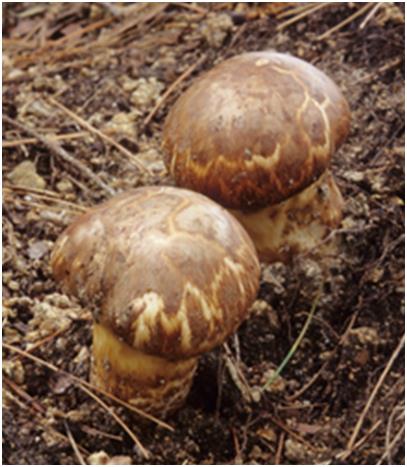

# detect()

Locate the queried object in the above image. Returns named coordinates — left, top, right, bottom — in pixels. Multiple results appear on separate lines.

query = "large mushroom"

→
left=162, top=51, right=351, bottom=263
left=51, top=186, right=260, bottom=415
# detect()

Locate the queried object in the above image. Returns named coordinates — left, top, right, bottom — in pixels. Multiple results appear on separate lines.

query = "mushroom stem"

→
left=229, top=171, right=344, bottom=263
left=91, top=323, right=198, bottom=416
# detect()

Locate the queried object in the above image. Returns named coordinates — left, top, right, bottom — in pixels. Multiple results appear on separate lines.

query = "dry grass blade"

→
left=79, top=384, right=150, bottom=459
left=102, top=3, right=168, bottom=45
left=346, top=334, right=405, bottom=454
left=64, top=420, right=86, bottom=465
left=175, top=3, right=208, bottom=14
left=3, top=131, right=89, bottom=148
left=48, top=97, right=152, bottom=176
left=341, top=419, right=382, bottom=457
left=359, top=2, right=384, bottom=29
left=277, top=3, right=330, bottom=31
left=263, top=288, right=321, bottom=391
left=377, top=422, right=405, bottom=465
left=143, top=54, right=207, bottom=127
left=3, top=115, right=115, bottom=196
left=2, top=342, right=174, bottom=432
left=384, top=402, right=404, bottom=464
left=286, top=311, right=358, bottom=401
left=49, top=17, right=114, bottom=47
left=276, top=3, right=319, bottom=19
left=317, top=2, right=375, bottom=40
left=4, top=185, right=87, bottom=212
left=13, top=44, right=100, bottom=68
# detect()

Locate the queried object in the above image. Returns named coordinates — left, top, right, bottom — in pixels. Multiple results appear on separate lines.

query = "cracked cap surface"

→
left=51, top=186, right=260, bottom=359
left=163, top=51, right=350, bottom=210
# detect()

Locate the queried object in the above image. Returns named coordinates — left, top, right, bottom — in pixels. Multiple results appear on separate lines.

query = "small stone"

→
left=107, top=455, right=132, bottom=465
left=73, top=346, right=90, bottom=367
left=250, top=386, right=262, bottom=403
left=9, top=160, right=46, bottom=190
left=261, top=369, right=286, bottom=393
left=26, top=298, right=74, bottom=341
left=200, top=13, right=234, bottom=48
left=28, top=240, right=49, bottom=260
left=285, top=438, right=309, bottom=462
left=130, top=77, right=164, bottom=108
left=103, top=112, right=139, bottom=138
left=66, top=409, right=87, bottom=423
left=249, top=299, right=272, bottom=316
left=8, top=280, right=20, bottom=291
left=343, top=170, right=364, bottom=183
left=56, top=179, right=74, bottom=193
left=256, top=425, right=277, bottom=443
left=88, top=451, right=109, bottom=465
left=88, top=451, right=132, bottom=465
left=349, top=327, right=380, bottom=345
left=3, top=359, right=25, bottom=384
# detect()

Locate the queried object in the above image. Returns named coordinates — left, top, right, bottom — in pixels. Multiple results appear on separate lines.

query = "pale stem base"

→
left=230, top=171, right=344, bottom=263
left=91, top=322, right=198, bottom=416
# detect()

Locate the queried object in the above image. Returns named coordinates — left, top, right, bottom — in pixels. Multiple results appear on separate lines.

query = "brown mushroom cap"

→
left=163, top=51, right=350, bottom=210
left=51, top=186, right=260, bottom=359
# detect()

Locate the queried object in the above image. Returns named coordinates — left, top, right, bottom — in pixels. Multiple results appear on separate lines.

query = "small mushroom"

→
left=51, top=186, right=259, bottom=415
left=162, top=51, right=351, bottom=262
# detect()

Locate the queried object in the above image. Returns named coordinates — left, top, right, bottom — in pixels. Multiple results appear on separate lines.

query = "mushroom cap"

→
left=163, top=51, right=351, bottom=210
left=51, top=186, right=260, bottom=359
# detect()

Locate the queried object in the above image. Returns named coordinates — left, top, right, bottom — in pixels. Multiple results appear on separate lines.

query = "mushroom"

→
left=162, top=51, right=351, bottom=263
left=51, top=186, right=260, bottom=415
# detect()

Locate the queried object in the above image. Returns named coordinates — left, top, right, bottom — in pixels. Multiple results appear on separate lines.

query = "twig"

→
left=5, top=198, right=81, bottom=217
left=4, top=185, right=87, bottom=212
left=2, top=342, right=174, bottom=431
left=317, top=3, right=374, bottom=40
left=384, top=404, right=404, bottom=465
left=14, top=44, right=102, bottom=68
left=81, top=424, right=123, bottom=441
left=48, top=17, right=114, bottom=47
left=176, top=2, right=208, bottom=14
left=269, top=416, right=318, bottom=452
left=275, top=431, right=285, bottom=464
left=262, top=289, right=321, bottom=391
left=346, top=334, right=405, bottom=453
left=4, top=376, right=46, bottom=414
left=22, top=326, right=75, bottom=356
left=64, top=420, right=86, bottom=465
left=231, top=427, right=242, bottom=463
left=223, top=343, right=253, bottom=402
left=48, top=97, right=151, bottom=175
left=277, top=3, right=330, bottom=31
left=354, top=57, right=402, bottom=84
left=143, top=54, right=207, bottom=127
left=359, top=2, right=383, bottom=29
left=377, top=422, right=405, bottom=465
left=215, top=355, right=226, bottom=419
left=79, top=384, right=150, bottom=459
left=3, top=115, right=115, bottom=196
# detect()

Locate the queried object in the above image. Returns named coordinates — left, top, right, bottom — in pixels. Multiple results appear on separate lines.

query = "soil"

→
left=2, top=3, right=405, bottom=465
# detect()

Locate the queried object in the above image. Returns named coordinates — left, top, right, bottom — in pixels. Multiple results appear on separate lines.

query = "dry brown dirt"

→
left=2, top=3, right=405, bottom=465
